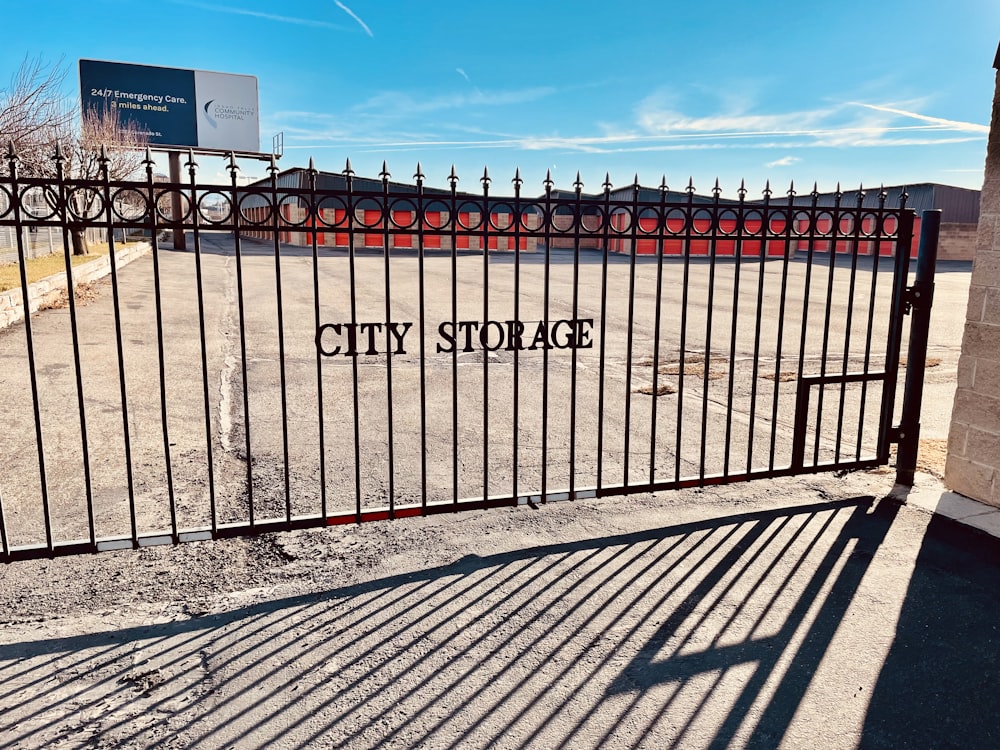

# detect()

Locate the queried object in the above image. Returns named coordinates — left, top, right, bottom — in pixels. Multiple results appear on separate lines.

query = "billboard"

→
left=79, top=59, right=260, bottom=152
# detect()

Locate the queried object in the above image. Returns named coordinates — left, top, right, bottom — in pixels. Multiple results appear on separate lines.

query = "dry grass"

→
left=658, top=362, right=726, bottom=380
left=898, top=356, right=942, bottom=368
left=636, top=383, right=677, bottom=396
left=0, top=247, right=110, bottom=292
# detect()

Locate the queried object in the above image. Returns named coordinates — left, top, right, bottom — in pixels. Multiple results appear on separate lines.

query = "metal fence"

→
left=0, top=149, right=938, bottom=561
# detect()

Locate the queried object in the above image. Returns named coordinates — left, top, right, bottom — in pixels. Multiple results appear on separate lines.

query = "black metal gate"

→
left=0, top=149, right=939, bottom=561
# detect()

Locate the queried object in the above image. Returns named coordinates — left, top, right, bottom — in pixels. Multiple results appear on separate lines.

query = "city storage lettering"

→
left=316, top=319, right=594, bottom=357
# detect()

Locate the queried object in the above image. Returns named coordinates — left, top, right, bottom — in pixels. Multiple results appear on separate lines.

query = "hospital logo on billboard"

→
left=202, top=100, right=257, bottom=130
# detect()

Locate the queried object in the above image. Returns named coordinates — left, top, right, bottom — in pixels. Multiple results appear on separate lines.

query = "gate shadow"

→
left=1, top=496, right=922, bottom=748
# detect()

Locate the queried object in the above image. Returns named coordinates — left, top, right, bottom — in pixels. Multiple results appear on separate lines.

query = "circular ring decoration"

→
left=814, top=211, right=835, bottom=237
left=112, top=188, right=150, bottom=223
left=353, top=197, right=384, bottom=229
left=316, top=196, right=349, bottom=228
left=238, top=192, right=274, bottom=225
left=692, top=208, right=714, bottom=236
left=277, top=195, right=311, bottom=228
left=717, top=208, right=740, bottom=236
left=488, top=202, right=516, bottom=232
left=742, top=210, right=764, bottom=237
left=608, top=207, right=632, bottom=235
left=155, top=189, right=193, bottom=223
left=455, top=200, right=485, bottom=232
left=635, top=206, right=661, bottom=236
left=196, top=191, right=233, bottom=225
left=881, top=213, right=898, bottom=237
left=0, top=185, right=13, bottom=220
left=518, top=202, right=546, bottom=231
left=387, top=199, right=419, bottom=230
left=768, top=209, right=789, bottom=237
left=19, top=185, right=60, bottom=221
left=860, top=212, right=880, bottom=238
left=550, top=203, right=578, bottom=234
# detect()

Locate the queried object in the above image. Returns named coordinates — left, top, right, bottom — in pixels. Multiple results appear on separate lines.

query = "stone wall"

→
left=938, top=222, right=979, bottom=261
left=0, top=242, right=150, bottom=331
left=945, top=62, right=1000, bottom=505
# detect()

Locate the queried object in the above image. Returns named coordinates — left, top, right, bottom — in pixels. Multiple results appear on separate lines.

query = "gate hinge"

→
left=902, top=283, right=932, bottom=315
left=886, top=425, right=902, bottom=444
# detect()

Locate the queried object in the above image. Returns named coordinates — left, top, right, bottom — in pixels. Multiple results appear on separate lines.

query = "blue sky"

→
left=4, top=0, right=999, bottom=195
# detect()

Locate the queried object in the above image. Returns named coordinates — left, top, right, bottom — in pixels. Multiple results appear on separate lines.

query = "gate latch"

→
left=902, top=285, right=920, bottom=315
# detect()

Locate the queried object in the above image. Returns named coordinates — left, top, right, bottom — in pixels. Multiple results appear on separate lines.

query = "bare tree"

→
left=0, top=56, right=71, bottom=176
left=1, top=57, right=150, bottom=253
left=58, top=107, right=150, bottom=254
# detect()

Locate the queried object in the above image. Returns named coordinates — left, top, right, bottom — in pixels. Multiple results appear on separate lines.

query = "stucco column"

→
left=945, top=44, right=1000, bottom=505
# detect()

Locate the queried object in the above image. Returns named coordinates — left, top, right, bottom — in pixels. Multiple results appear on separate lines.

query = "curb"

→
left=0, top=242, right=150, bottom=331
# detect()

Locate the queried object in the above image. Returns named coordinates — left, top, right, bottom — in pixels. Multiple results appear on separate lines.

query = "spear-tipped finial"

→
left=343, top=157, right=354, bottom=177
left=659, top=175, right=669, bottom=192
left=573, top=170, right=583, bottom=192
left=414, top=162, right=424, bottom=182
left=267, top=152, right=278, bottom=176
left=142, top=146, right=154, bottom=169
left=481, top=165, right=491, bottom=186
left=811, top=181, right=819, bottom=197
left=5, top=142, right=16, bottom=162
left=98, top=144, right=109, bottom=163
left=308, top=156, right=316, bottom=172
left=448, top=164, right=459, bottom=186
left=713, top=177, right=721, bottom=197
left=633, top=173, right=640, bottom=188
left=185, top=147, right=197, bottom=171
left=834, top=181, right=841, bottom=195
left=543, top=169, right=553, bottom=189
left=738, top=178, right=747, bottom=198
left=878, top=183, right=887, bottom=199
left=226, top=151, right=239, bottom=174
left=686, top=176, right=696, bottom=194
left=379, top=160, right=390, bottom=181
left=603, top=172, right=612, bottom=191
left=786, top=180, right=795, bottom=197
left=53, top=140, right=63, bottom=161
left=512, top=167, right=523, bottom=188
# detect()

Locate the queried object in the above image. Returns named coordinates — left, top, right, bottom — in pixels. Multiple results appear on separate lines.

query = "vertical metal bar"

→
left=858, top=188, right=897, bottom=460
left=268, top=157, right=292, bottom=523
left=623, top=177, right=640, bottom=488
left=878, top=207, right=915, bottom=462
left=7, top=147, right=52, bottom=550
left=649, top=178, right=668, bottom=483
left=227, top=153, right=254, bottom=525
left=54, top=145, right=96, bottom=546
left=675, top=180, right=696, bottom=483
left=699, top=181, right=722, bottom=483
left=512, top=170, right=523, bottom=501
left=0, top=487, right=8, bottom=558
left=346, top=160, right=363, bottom=520
left=481, top=168, right=491, bottom=502
left=834, top=188, right=867, bottom=462
left=570, top=173, right=583, bottom=497
left=596, top=175, right=612, bottom=491
left=145, top=152, right=176, bottom=537
left=449, top=167, right=460, bottom=505
left=746, top=182, right=773, bottom=473
left=723, top=181, right=749, bottom=477
left=186, top=152, right=217, bottom=531
left=380, top=164, right=397, bottom=518
left=308, top=160, right=327, bottom=518
left=768, top=184, right=797, bottom=472
left=812, top=187, right=843, bottom=466
left=415, top=164, right=428, bottom=510
left=98, top=148, right=137, bottom=543
left=895, top=209, right=940, bottom=486
left=792, top=185, right=822, bottom=469
left=541, top=171, right=553, bottom=501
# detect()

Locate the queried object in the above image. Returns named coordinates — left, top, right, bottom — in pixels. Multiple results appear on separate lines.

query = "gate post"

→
left=895, top=209, right=941, bottom=486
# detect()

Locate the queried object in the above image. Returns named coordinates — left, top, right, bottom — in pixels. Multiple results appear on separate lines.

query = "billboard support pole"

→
left=169, top=151, right=186, bottom=250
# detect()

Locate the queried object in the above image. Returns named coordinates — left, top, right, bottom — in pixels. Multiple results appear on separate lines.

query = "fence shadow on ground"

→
left=11, top=495, right=995, bottom=749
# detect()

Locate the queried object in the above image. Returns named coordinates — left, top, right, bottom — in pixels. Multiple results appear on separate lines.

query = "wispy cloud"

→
left=456, top=68, right=471, bottom=83
left=334, top=1, right=374, bottom=37
left=851, top=102, right=989, bottom=133
left=272, top=88, right=988, bottom=158
left=170, top=1, right=348, bottom=30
